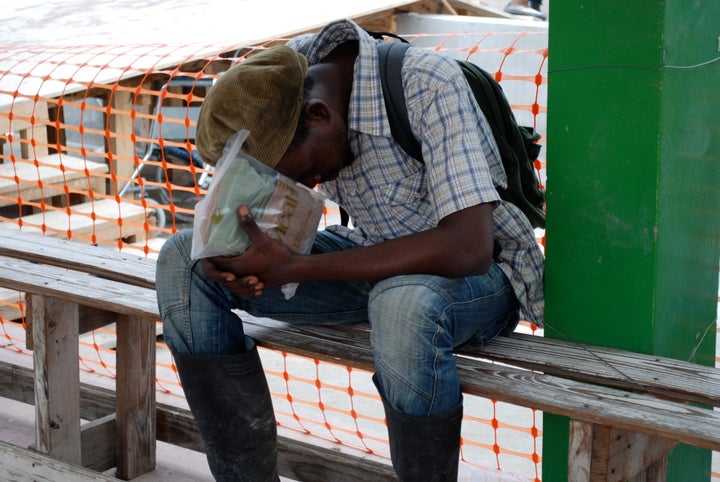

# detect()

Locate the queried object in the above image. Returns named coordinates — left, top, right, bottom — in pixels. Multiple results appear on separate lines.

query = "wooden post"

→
left=30, top=294, right=82, bottom=465
left=115, top=314, right=156, bottom=479
left=569, top=421, right=677, bottom=482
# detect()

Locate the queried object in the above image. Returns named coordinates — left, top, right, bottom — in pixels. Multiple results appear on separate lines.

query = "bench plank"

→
left=0, top=440, right=118, bottom=482
left=0, top=230, right=720, bottom=414
left=0, top=255, right=157, bottom=319
left=464, top=333, right=720, bottom=407
left=1, top=229, right=718, bottom=410
left=0, top=228, right=155, bottom=288
left=242, top=318, right=720, bottom=453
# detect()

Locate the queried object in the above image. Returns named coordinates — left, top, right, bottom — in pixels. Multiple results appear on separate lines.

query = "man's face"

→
left=275, top=122, right=353, bottom=188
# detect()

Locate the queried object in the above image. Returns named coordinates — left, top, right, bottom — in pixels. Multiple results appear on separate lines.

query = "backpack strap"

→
left=376, top=41, right=424, bottom=163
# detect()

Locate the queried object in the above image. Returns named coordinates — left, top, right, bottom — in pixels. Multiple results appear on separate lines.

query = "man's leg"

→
left=369, top=264, right=519, bottom=481
left=156, top=229, right=371, bottom=481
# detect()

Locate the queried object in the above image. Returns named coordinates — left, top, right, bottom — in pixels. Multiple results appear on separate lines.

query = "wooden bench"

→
left=0, top=228, right=718, bottom=481
left=0, top=154, right=155, bottom=323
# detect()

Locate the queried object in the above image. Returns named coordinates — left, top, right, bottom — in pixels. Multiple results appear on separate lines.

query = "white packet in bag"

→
left=191, top=130, right=326, bottom=298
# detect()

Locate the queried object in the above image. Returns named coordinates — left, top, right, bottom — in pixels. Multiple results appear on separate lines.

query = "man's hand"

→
left=201, top=205, right=297, bottom=296
left=201, top=260, right=265, bottom=297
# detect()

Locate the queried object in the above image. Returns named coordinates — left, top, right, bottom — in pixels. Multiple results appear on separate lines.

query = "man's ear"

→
left=305, top=99, right=331, bottom=124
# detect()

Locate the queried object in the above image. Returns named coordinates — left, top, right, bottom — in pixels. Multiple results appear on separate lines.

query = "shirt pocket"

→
left=381, top=171, right=434, bottom=234
left=382, top=170, right=426, bottom=207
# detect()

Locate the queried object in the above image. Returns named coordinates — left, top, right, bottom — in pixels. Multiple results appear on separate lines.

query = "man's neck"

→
left=320, top=41, right=358, bottom=113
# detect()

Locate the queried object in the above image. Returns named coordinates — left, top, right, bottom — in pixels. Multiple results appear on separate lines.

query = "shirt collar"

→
left=303, top=19, right=392, bottom=140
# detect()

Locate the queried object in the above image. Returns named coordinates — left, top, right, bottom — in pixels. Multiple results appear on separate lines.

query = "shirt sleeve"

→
left=401, top=50, right=505, bottom=221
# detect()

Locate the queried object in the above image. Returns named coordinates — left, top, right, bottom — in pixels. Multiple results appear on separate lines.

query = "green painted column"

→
left=543, top=1, right=719, bottom=481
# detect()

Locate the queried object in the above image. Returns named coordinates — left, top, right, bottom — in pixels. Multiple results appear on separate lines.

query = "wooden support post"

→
left=107, top=91, right=135, bottom=196
left=115, top=314, right=156, bottom=479
left=569, top=420, right=677, bottom=482
left=30, top=294, right=82, bottom=465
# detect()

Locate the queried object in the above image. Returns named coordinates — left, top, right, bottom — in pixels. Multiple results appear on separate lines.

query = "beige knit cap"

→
left=196, top=46, right=308, bottom=167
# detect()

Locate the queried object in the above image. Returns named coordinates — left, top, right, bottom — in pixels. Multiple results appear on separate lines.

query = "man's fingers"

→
left=237, top=205, right=264, bottom=243
left=201, top=258, right=236, bottom=282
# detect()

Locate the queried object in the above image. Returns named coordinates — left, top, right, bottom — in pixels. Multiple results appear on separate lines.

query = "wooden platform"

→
left=1, top=198, right=156, bottom=245
left=0, top=287, right=23, bottom=321
left=0, top=154, right=107, bottom=209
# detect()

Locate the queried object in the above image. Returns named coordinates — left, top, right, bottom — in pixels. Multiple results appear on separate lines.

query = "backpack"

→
left=375, top=37, right=546, bottom=229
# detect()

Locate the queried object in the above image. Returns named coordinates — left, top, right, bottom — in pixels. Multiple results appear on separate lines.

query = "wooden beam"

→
left=81, top=414, right=116, bottom=473
left=0, top=440, right=118, bottom=482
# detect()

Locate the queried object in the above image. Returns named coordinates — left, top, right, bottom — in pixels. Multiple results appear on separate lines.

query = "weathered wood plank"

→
left=466, top=333, right=720, bottom=407
left=568, top=420, right=594, bottom=482
left=0, top=255, right=158, bottom=319
left=81, top=414, right=117, bottom=473
left=454, top=362, right=720, bottom=452
left=0, top=440, right=119, bottom=482
left=0, top=228, right=155, bottom=288
left=244, top=318, right=376, bottom=371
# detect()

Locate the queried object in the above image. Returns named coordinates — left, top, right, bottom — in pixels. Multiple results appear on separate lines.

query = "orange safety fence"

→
left=0, top=29, right=717, bottom=482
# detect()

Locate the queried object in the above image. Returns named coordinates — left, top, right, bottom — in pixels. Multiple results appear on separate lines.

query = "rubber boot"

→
left=528, top=0, right=543, bottom=11
left=504, top=0, right=547, bottom=20
left=173, top=343, right=279, bottom=482
left=375, top=379, right=463, bottom=481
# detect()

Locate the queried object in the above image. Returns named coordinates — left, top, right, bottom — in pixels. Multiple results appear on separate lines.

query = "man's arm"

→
left=204, top=202, right=494, bottom=296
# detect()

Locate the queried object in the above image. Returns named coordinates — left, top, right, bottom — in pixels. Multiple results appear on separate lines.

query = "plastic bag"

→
left=192, top=130, right=325, bottom=298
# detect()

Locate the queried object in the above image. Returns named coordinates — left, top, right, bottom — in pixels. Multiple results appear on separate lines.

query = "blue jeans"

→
left=157, top=229, right=519, bottom=417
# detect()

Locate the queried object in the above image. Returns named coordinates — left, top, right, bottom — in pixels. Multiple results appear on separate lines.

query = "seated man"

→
left=156, top=19, right=544, bottom=482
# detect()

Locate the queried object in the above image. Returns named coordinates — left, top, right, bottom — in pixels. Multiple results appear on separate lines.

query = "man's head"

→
left=196, top=46, right=308, bottom=169
left=196, top=43, right=354, bottom=188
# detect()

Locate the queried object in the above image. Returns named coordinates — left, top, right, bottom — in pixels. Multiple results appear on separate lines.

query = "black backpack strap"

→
left=376, top=41, right=424, bottom=163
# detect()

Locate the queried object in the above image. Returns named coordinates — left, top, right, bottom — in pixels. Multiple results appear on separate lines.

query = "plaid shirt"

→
left=288, top=20, right=544, bottom=327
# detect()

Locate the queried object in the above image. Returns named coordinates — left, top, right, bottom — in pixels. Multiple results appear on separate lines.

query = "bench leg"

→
left=115, top=314, right=156, bottom=480
left=30, top=294, right=82, bottom=465
left=569, top=420, right=676, bottom=482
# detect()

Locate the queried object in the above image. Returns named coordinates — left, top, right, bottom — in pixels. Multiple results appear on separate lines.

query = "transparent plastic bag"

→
left=192, top=130, right=325, bottom=298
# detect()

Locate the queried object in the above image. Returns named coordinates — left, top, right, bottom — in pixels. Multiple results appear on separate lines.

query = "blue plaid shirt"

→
left=288, top=20, right=544, bottom=327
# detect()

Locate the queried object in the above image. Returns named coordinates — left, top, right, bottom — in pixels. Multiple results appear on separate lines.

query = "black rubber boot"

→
left=504, top=1, right=547, bottom=20
left=528, top=0, right=543, bottom=11
left=376, top=378, right=463, bottom=481
left=173, top=343, right=279, bottom=482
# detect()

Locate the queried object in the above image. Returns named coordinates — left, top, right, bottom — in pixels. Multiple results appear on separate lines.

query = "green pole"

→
left=543, top=1, right=719, bottom=480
